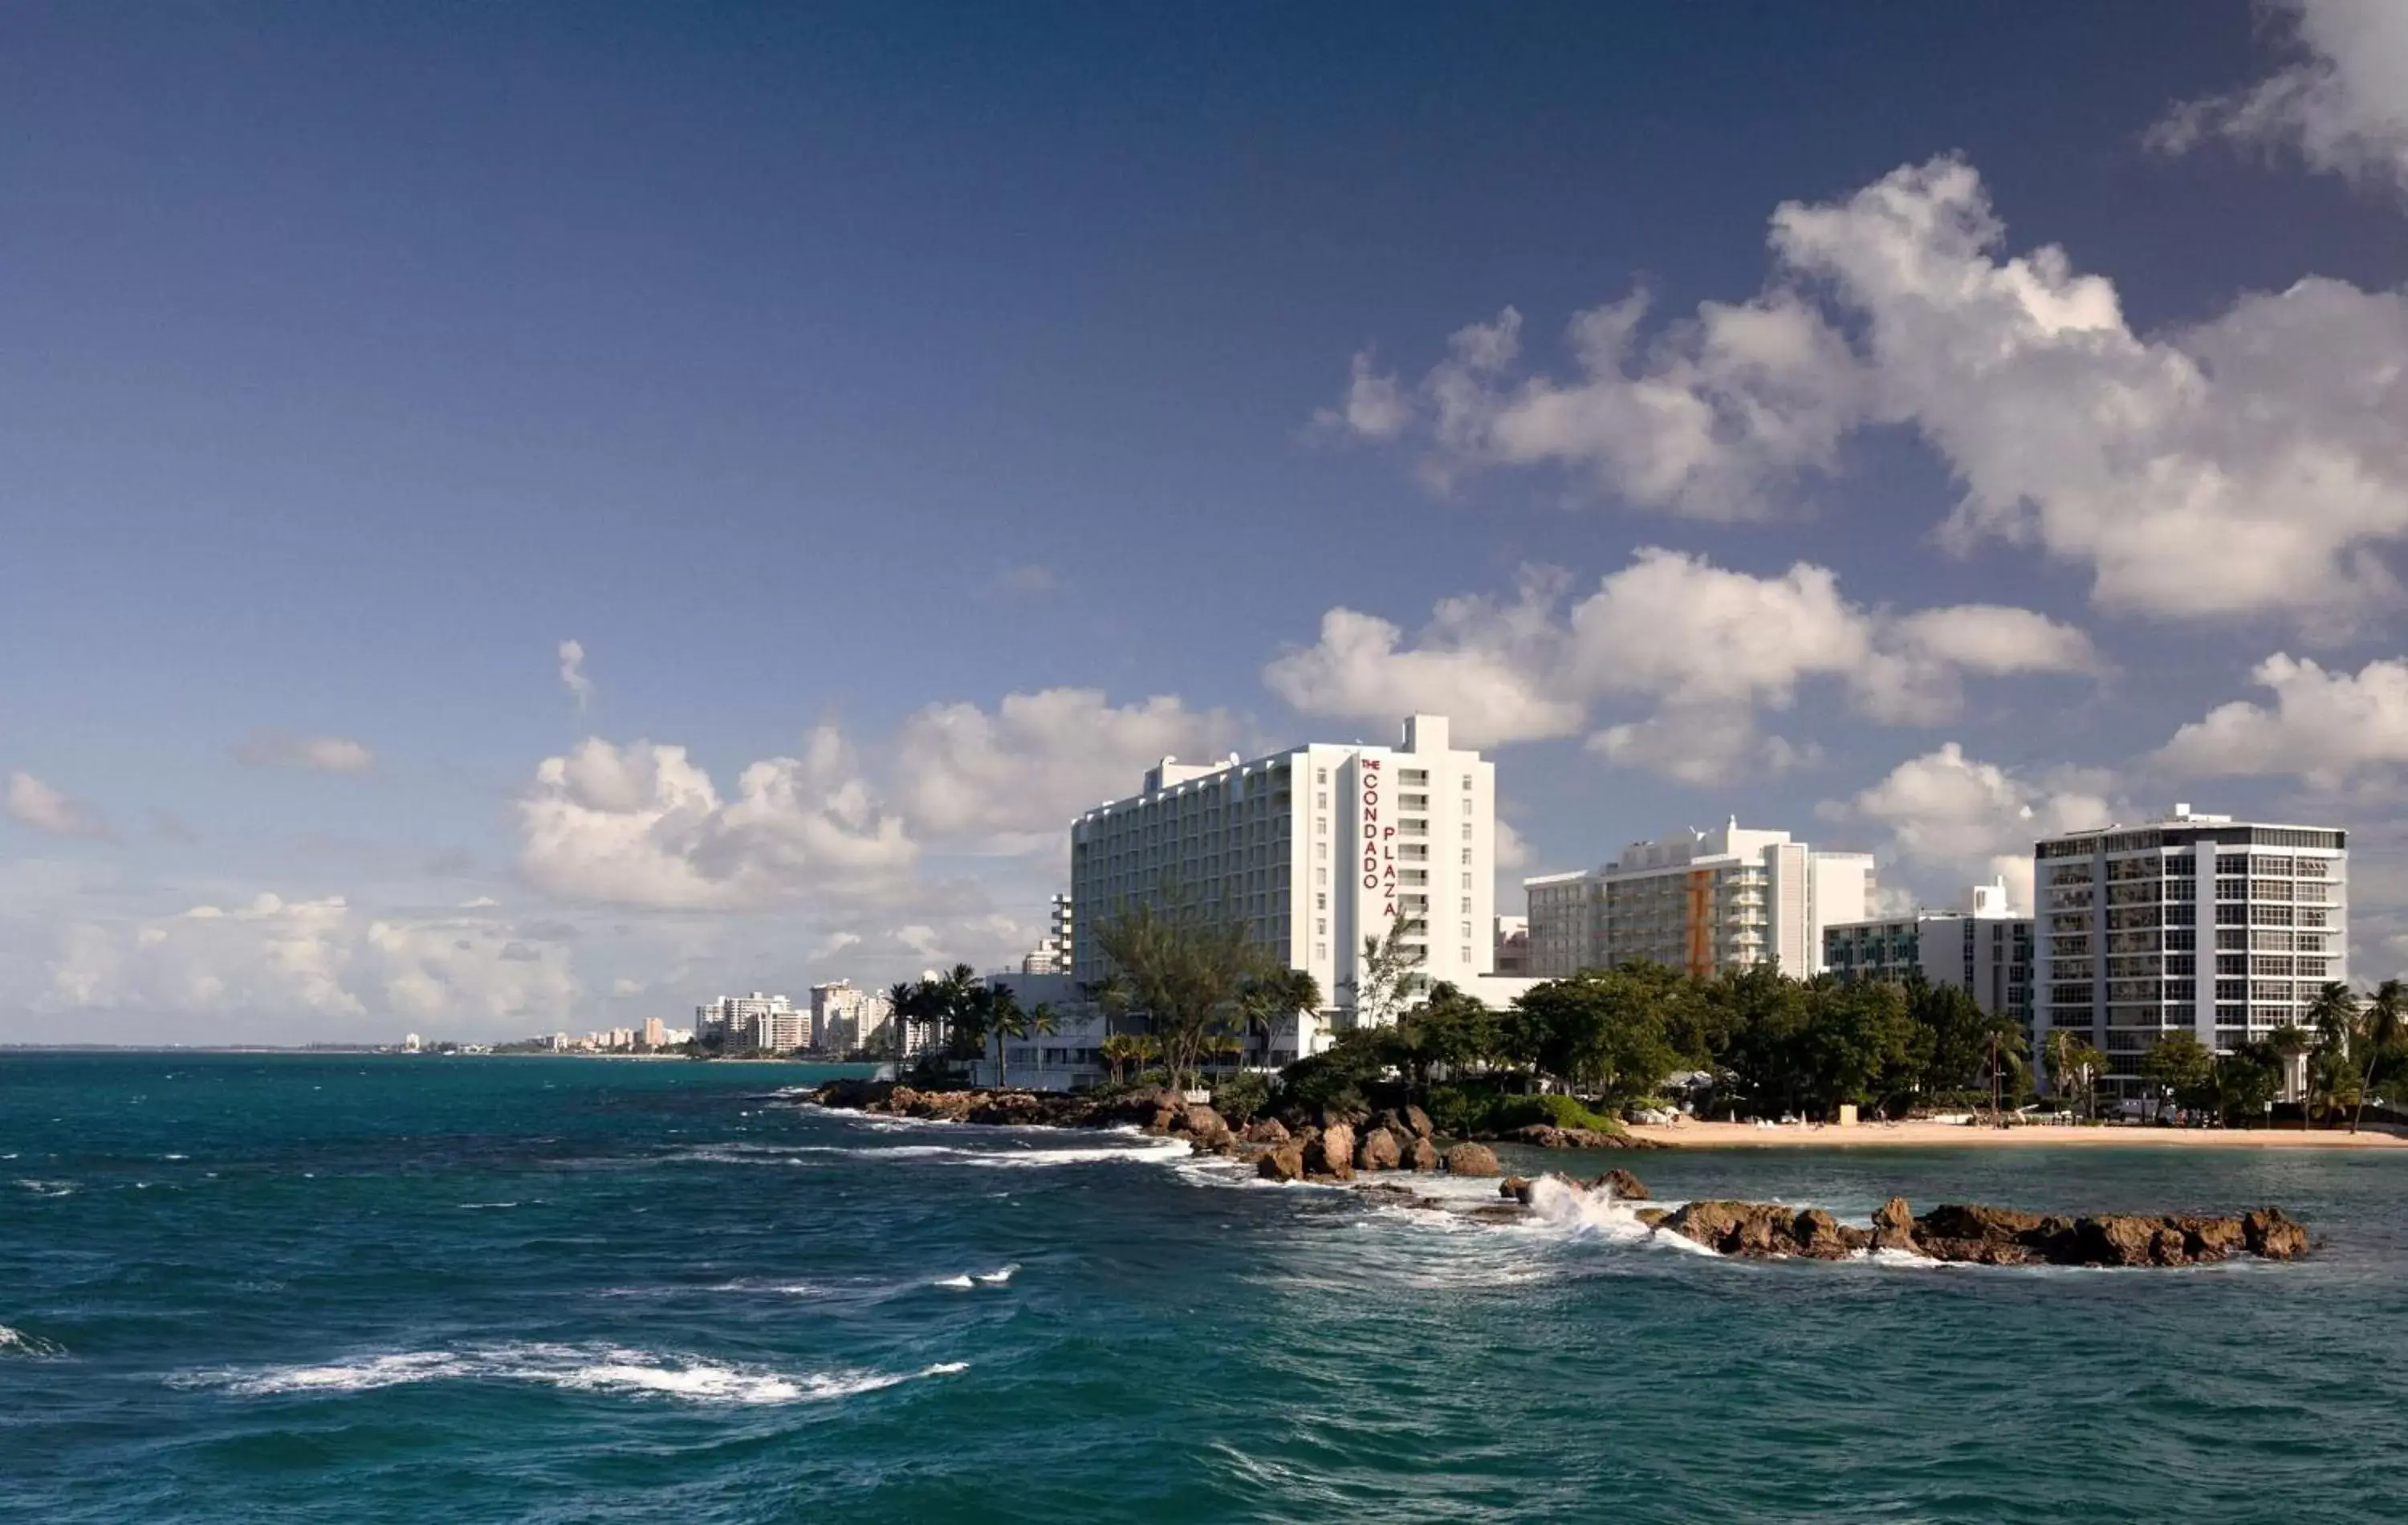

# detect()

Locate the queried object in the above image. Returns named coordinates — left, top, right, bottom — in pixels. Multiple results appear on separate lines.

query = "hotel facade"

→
left=2033, top=805, right=2348, bottom=1096
left=1823, top=879, right=2034, bottom=1031
left=1523, top=819, right=1874, bottom=980
left=1069, top=714, right=1529, bottom=1023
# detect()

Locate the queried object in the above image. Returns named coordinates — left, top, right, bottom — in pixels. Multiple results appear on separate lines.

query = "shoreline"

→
left=1628, top=1120, right=2408, bottom=1150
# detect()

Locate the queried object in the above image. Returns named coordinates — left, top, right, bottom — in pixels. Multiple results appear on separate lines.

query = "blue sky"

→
left=6, top=1, right=2407, bottom=1042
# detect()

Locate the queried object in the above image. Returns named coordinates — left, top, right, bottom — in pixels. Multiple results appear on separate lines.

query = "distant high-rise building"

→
left=695, top=992, right=804, bottom=1051
left=642, top=1017, right=665, bottom=1048
left=2034, top=805, right=2347, bottom=1098
left=1492, top=916, right=1531, bottom=977
left=1823, top=879, right=2034, bottom=1031
left=1021, top=893, right=1075, bottom=975
left=1523, top=819, right=1873, bottom=979
left=810, top=981, right=889, bottom=1053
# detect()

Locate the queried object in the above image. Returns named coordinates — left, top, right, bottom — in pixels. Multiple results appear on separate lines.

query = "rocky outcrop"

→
left=1242, top=1118, right=1290, bottom=1145
left=1357, top=1126, right=1402, bottom=1173
left=1650, top=1194, right=2312, bottom=1267
left=1405, top=1137, right=1442, bottom=1173
left=1256, top=1143, right=1307, bottom=1182
left=1403, top=1104, right=1434, bottom=1139
left=1597, top=1168, right=1648, bottom=1200
left=1306, top=1122, right=1357, bottom=1181
left=1444, top=1142, right=1503, bottom=1177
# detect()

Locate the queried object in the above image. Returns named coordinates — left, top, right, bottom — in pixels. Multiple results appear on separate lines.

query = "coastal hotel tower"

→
left=2034, top=806, right=2348, bottom=1100
left=1069, top=714, right=1528, bottom=1025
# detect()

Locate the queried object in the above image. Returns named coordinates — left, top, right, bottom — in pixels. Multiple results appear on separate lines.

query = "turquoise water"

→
left=6, top=1053, right=2408, bottom=1523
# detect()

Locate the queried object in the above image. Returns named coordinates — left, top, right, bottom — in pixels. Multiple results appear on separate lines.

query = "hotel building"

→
left=1823, top=879, right=2034, bottom=1030
left=695, top=991, right=806, bottom=1051
left=1020, top=893, right=1074, bottom=975
left=1523, top=819, right=1874, bottom=979
left=1070, top=714, right=1527, bottom=1023
left=2033, top=805, right=2348, bottom=1096
left=809, top=981, right=890, bottom=1053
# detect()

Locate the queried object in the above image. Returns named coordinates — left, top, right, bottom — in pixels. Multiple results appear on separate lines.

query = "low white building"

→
left=810, top=981, right=890, bottom=1053
left=695, top=992, right=805, bottom=1050
left=1822, top=879, right=2034, bottom=1030
left=1524, top=818, right=1873, bottom=979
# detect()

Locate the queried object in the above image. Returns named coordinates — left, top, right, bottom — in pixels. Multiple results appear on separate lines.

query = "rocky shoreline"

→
left=799, top=1082, right=2312, bottom=1267
left=801, top=1079, right=1643, bottom=1181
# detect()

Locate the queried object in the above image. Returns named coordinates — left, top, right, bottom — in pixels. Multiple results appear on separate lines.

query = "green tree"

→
left=1342, top=912, right=1429, bottom=1031
left=2140, top=1032, right=2218, bottom=1120
left=2349, top=979, right=2406, bottom=1133
left=2215, top=1041, right=2282, bottom=1126
left=1088, top=901, right=1276, bottom=1094
left=986, top=989, right=1059, bottom=1090
left=1239, top=967, right=1324, bottom=1068
left=2043, top=1029, right=2105, bottom=1121
left=1910, top=978, right=1998, bottom=1098
left=1507, top=970, right=1682, bottom=1105
left=1098, top=1031, right=1145, bottom=1088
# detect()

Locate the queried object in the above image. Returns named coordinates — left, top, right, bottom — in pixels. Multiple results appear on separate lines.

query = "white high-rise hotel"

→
left=2035, top=805, right=2348, bottom=1097
left=1071, top=715, right=1523, bottom=1018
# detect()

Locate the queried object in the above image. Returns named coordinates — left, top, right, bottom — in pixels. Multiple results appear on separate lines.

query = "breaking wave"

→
left=174, top=1343, right=967, bottom=1405
left=0, top=1324, right=68, bottom=1359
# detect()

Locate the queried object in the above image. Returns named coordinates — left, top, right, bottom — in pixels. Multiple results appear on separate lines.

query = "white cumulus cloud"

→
left=6, top=771, right=112, bottom=840
left=2153, top=0, right=2408, bottom=198
left=1264, top=547, right=2101, bottom=779
left=2155, top=653, right=2408, bottom=789
left=891, top=688, right=1243, bottom=842
left=1327, top=155, right=2408, bottom=636
left=1823, top=743, right=2119, bottom=913
left=516, top=730, right=913, bottom=910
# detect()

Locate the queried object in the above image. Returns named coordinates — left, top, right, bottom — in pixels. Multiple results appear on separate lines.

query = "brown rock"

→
left=1499, top=1175, right=1532, bottom=1202
left=1307, top=1122, right=1357, bottom=1181
left=2178, top=1214, right=2246, bottom=1262
left=1511, top=1124, right=1569, bottom=1149
left=1633, top=1206, right=1668, bottom=1229
left=1873, top=1197, right=1914, bottom=1232
left=2243, top=1207, right=2309, bottom=1260
left=1178, top=1105, right=1231, bottom=1147
left=1255, top=1143, right=1306, bottom=1183
left=1444, top=1141, right=1503, bottom=1177
left=1593, top=1168, right=1648, bottom=1200
left=1357, top=1126, right=1402, bottom=1173
left=1405, top=1137, right=1442, bottom=1173
left=1242, top=1118, right=1291, bottom=1145
left=1916, top=1203, right=2047, bottom=1242
left=1403, top=1104, right=1434, bottom=1139
left=1792, top=1208, right=1854, bottom=1260
left=2073, top=1214, right=2160, bottom=1267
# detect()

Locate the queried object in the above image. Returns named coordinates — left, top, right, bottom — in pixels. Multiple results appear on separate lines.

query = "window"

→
left=1461, top=822, right=1474, bottom=840
left=1316, top=768, right=1328, bottom=785
left=1461, top=946, right=1474, bottom=964
left=1460, top=898, right=1472, bottom=914
left=1315, top=816, right=1327, bottom=837
left=1461, top=848, right=1473, bottom=866
left=1316, top=919, right=1328, bottom=936
left=1316, top=893, right=1327, bottom=911
left=1460, top=921, right=1474, bottom=940
left=1461, top=775, right=1472, bottom=791
left=1315, top=866, right=1328, bottom=887
left=1313, top=942, right=1328, bottom=962
left=1316, top=792, right=1328, bottom=810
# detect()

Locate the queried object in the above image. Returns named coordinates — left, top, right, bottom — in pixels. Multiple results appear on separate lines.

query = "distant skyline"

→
left=6, top=2, right=2407, bottom=1042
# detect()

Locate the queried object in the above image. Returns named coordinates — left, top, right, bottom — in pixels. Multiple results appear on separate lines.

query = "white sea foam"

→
left=952, top=1137, right=1190, bottom=1169
left=0, top=1324, right=68, bottom=1359
left=178, top=1343, right=964, bottom=1405
left=458, top=1201, right=522, bottom=1210
left=972, top=1265, right=1017, bottom=1284
left=932, top=1274, right=975, bottom=1289
left=14, top=1179, right=75, bottom=1198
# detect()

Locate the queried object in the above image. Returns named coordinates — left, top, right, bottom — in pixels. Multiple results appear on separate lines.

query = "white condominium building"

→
left=1823, top=879, right=2034, bottom=1029
left=1072, top=714, right=1522, bottom=1023
left=1020, top=893, right=1074, bottom=975
left=1523, top=819, right=1874, bottom=979
left=809, top=981, right=890, bottom=1052
left=695, top=991, right=805, bottom=1051
left=2034, top=805, right=2348, bottom=1096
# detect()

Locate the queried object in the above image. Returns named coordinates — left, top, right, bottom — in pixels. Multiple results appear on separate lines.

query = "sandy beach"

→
left=1629, top=1119, right=2408, bottom=1150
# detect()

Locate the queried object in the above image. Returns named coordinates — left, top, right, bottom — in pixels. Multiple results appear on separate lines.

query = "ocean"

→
left=5, top=1051, right=2408, bottom=1523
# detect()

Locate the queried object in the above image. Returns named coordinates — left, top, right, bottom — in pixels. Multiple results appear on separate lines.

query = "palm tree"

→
left=884, top=980, right=921, bottom=1062
left=2043, top=1031, right=2103, bottom=1121
left=988, top=986, right=1027, bottom=1089
left=1099, top=1031, right=1144, bottom=1088
left=2353, top=979, right=2406, bottom=1133
left=2268, top=1023, right=2313, bottom=1129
